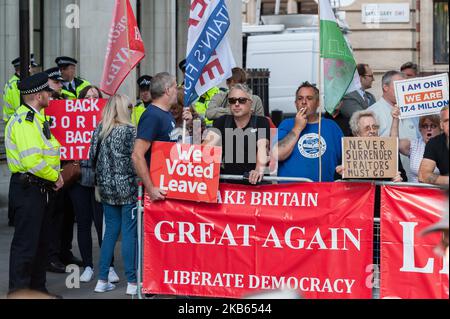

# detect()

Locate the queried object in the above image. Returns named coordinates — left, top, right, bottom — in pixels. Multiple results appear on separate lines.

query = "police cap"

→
left=44, top=67, right=64, bottom=81
left=18, top=72, right=54, bottom=95
left=55, top=56, right=78, bottom=67
left=137, top=75, right=152, bottom=89
left=11, top=57, right=21, bottom=68
left=30, top=53, right=39, bottom=67
left=11, top=55, right=37, bottom=68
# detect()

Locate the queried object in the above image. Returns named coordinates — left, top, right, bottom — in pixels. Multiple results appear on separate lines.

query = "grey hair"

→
left=349, top=110, right=378, bottom=136
left=229, top=83, right=253, bottom=100
left=382, top=70, right=405, bottom=88
left=150, top=72, right=176, bottom=99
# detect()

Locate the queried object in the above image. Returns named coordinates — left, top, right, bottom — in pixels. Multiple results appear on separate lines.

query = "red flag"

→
left=100, top=0, right=145, bottom=96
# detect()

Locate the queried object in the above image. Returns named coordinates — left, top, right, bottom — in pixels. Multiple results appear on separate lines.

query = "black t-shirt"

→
left=423, top=133, right=449, bottom=175
left=213, top=115, right=270, bottom=176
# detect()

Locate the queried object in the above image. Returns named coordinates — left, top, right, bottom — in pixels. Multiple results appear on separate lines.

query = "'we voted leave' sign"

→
left=150, top=142, right=222, bottom=203
left=394, top=73, right=449, bottom=119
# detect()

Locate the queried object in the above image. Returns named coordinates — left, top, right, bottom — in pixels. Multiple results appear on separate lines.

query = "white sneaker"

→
left=108, top=267, right=120, bottom=283
left=126, top=283, right=138, bottom=296
left=94, top=280, right=116, bottom=293
left=79, top=267, right=94, bottom=283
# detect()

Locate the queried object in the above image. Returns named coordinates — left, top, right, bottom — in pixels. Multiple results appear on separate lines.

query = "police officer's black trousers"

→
left=9, top=174, right=54, bottom=293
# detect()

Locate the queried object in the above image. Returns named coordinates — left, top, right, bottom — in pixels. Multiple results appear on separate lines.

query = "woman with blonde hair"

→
left=89, top=94, right=138, bottom=295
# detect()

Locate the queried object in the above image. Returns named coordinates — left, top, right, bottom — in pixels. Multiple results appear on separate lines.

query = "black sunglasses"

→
left=228, top=97, right=250, bottom=105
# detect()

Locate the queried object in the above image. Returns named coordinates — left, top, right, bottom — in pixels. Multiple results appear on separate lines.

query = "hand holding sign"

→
left=150, top=142, right=222, bottom=203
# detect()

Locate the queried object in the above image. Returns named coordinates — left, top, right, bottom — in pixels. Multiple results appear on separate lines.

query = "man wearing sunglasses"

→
left=203, top=84, right=270, bottom=185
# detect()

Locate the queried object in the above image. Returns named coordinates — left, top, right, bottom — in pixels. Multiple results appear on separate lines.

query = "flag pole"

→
left=318, top=0, right=323, bottom=183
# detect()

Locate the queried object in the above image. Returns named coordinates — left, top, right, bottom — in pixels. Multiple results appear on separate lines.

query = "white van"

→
left=244, top=15, right=319, bottom=118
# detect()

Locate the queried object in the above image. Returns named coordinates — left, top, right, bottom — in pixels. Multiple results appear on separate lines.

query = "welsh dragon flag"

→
left=320, top=0, right=360, bottom=115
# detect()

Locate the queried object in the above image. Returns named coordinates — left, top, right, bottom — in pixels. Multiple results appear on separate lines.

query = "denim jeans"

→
left=98, top=203, right=137, bottom=283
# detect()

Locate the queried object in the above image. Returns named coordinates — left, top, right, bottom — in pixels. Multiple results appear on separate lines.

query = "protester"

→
left=203, top=83, right=270, bottom=185
left=341, top=63, right=376, bottom=117
left=177, top=58, right=221, bottom=126
left=170, top=87, right=205, bottom=143
left=275, top=82, right=343, bottom=182
left=390, top=106, right=441, bottom=183
left=68, top=85, right=119, bottom=284
left=205, top=67, right=265, bottom=122
left=336, top=110, right=406, bottom=182
left=368, top=71, right=418, bottom=181
left=419, top=106, right=449, bottom=186
left=132, top=72, right=179, bottom=201
left=400, top=62, right=419, bottom=78
left=91, top=94, right=138, bottom=295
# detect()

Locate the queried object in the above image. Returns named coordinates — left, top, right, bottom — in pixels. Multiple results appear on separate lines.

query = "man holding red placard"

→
left=132, top=72, right=191, bottom=201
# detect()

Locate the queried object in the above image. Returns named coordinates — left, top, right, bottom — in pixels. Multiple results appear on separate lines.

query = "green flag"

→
left=320, top=0, right=360, bottom=115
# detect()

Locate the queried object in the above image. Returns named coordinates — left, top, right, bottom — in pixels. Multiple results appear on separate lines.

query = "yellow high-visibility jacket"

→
left=132, top=102, right=147, bottom=127
left=2, top=74, right=21, bottom=122
left=5, top=105, right=61, bottom=182
left=61, top=77, right=91, bottom=100
left=193, top=86, right=220, bottom=126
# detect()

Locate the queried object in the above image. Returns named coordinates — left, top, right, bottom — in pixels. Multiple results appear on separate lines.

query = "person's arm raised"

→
left=390, top=105, right=411, bottom=156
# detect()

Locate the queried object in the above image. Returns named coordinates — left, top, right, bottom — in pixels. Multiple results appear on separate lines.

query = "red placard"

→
left=150, top=141, right=222, bottom=203
left=46, top=99, right=106, bottom=160
left=143, top=182, right=375, bottom=299
left=380, top=186, right=448, bottom=299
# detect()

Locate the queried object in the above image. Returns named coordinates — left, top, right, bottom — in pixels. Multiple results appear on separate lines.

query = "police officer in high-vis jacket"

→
left=55, top=56, right=90, bottom=100
left=6, top=72, right=64, bottom=296
left=3, top=56, right=39, bottom=123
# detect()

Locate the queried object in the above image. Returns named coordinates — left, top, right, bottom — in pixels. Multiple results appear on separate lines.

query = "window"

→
left=434, top=0, right=449, bottom=64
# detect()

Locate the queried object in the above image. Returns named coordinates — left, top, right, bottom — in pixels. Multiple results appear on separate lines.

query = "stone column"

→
left=43, top=0, right=78, bottom=69
left=139, top=0, right=177, bottom=77
left=0, top=0, right=20, bottom=85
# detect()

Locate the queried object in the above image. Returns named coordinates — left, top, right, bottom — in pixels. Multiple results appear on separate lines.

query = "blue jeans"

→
left=98, top=203, right=137, bottom=283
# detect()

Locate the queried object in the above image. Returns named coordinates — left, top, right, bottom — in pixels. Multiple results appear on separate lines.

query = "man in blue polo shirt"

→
left=132, top=72, right=192, bottom=201
left=274, top=82, right=343, bottom=182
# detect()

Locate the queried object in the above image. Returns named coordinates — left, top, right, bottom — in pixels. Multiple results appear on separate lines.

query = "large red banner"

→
left=143, top=182, right=375, bottom=299
left=150, top=142, right=222, bottom=203
left=46, top=99, right=106, bottom=160
left=380, top=186, right=448, bottom=299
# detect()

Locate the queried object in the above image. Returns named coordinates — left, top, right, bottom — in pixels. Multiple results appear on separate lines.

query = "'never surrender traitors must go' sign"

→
left=342, top=137, right=398, bottom=179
